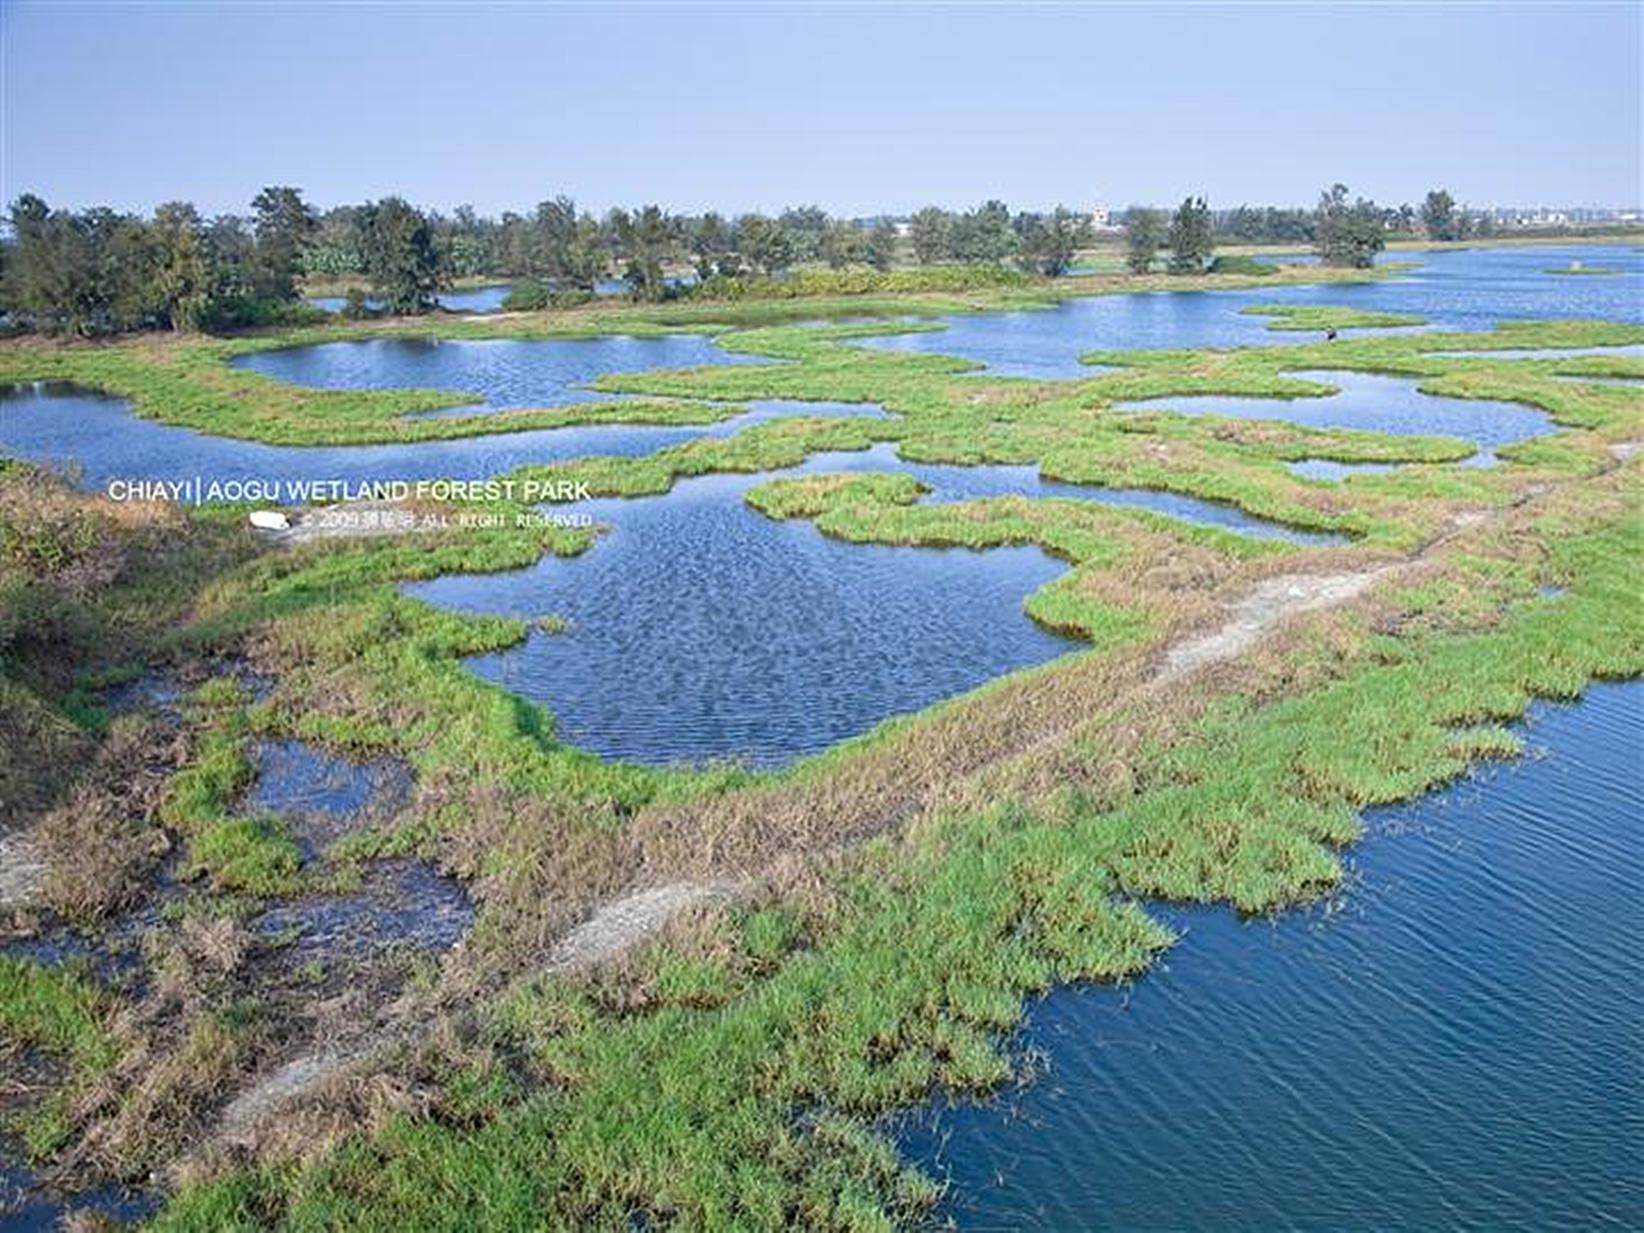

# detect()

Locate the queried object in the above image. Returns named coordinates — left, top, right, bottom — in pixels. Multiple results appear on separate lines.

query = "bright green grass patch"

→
left=1240, top=304, right=1427, bottom=331
left=0, top=957, right=121, bottom=1158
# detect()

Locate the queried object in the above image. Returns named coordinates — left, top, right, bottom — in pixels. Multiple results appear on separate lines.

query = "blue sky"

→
left=2, top=2, right=1638, bottom=216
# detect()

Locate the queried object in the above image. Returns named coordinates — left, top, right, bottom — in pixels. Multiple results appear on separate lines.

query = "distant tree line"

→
left=1117, top=184, right=1497, bottom=273
left=0, top=187, right=1107, bottom=336
left=0, top=180, right=1516, bottom=337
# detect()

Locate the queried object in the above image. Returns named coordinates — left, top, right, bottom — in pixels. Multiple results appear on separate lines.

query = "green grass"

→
left=0, top=259, right=1394, bottom=446
left=0, top=956, right=121, bottom=1159
left=151, top=491, right=1642, bottom=1230
left=1240, top=304, right=1427, bottom=331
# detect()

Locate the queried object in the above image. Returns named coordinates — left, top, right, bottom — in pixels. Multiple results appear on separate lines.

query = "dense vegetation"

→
left=3, top=181, right=1592, bottom=337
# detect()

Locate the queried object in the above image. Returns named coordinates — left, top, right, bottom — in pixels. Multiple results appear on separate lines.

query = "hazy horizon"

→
left=2, top=1, right=1639, bottom=218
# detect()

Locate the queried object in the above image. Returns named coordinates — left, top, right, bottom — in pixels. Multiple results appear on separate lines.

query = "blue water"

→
left=0, top=384, right=881, bottom=495
left=232, top=334, right=765, bottom=411
left=403, top=442, right=1335, bottom=767
left=1116, top=369, right=1556, bottom=457
left=803, top=443, right=1341, bottom=545
left=857, top=246, right=1644, bottom=378
left=898, top=680, right=1644, bottom=1231
left=1286, top=459, right=1397, bottom=482
left=407, top=451, right=1084, bottom=768
left=307, top=284, right=513, bottom=314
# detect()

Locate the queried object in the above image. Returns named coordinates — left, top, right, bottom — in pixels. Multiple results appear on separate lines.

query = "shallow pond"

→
left=408, top=443, right=1337, bottom=768
left=1116, top=369, right=1556, bottom=458
left=407, top=452, right=1081, bottom=768
left=898, top=679, right=1644, bottom=1230
left=232, top=334, right=766, bottom=411
left=856, top=245, right=1644, bottom=378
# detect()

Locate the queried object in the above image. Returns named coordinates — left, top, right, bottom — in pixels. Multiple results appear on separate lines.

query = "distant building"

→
left=1088, top=200, right=1120, bottom=233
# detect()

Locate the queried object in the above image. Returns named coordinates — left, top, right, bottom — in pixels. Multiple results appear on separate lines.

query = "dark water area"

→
left=0, top=1165, right=156, bottom=1233
left=407, top=444, right=1343, bottom=768
left=1116, top=369, right=1556, bottom=458
left=407, top=451, right=1082, bottom=768
left=0, top=384, right=880, bottom=495
left=231, top=333, right=765, bottom=410
left=246, top=738, right=413, bottom=859
left=856, top=246, right=1644, bottom=378
left=249, top=858, right=474, bottom=960
left=897, top=680, right=1644, bottom=1231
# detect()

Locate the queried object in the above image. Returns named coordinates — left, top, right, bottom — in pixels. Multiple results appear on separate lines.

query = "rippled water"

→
left=857, top=246, right=1644, bottom=377
left=233, top=333, right=765, bottom=410
left=1117, top=369, right=1556, bottom=457
left=408, top=452, right=1083, bottom=768
left=408, top=440, right=1348, bottom=768
left=898, top=680, right=1644, bottom=1231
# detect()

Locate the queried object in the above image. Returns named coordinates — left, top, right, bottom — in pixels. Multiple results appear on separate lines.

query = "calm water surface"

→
left=407, top=450, right=1086, bottom=768
left=858, top=246, right=1643, bottom=377
left=232, top=333, right=765, bottom=410
left=1117, top=369, right=1557, bottom=457
left=0, top=384, right=878, bottom=493
left=898, top=680, right=1644, bottom=1231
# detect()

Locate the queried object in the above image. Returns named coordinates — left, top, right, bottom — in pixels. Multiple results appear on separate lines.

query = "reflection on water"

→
left=898, top=681, right=1644, bottom=1231
left=232, top=334, right=766, bottom=410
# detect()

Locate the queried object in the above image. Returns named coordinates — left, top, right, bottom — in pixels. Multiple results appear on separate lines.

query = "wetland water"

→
left=1, top=245, right=1634, bottom=766
left=898, top=680, right=1644, bottom=1231
left=857, top=245, right=1644, bottom=377
left=408, top=443, right=1332, bottom=769
left=1116, top=369, right=1557, bottom=460
left=232, top=332, right=765, bottom=410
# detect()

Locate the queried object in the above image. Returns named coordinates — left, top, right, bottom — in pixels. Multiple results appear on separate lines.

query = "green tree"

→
left=820, top=220, right=862, bottom=269
left=150, top=202, right=211, bottom=330
left=1421, top=189, right=1459, bottom=242
left=1167, top=195, right=1215, bottom=273
left=908, top=207, right=950, bottom=265
left=950, top=200, right=1017, bottom=264
left=778, top=205, right=829, bottom=263
left=610, top=205, right=675, bottom=299
left=737, top=214, right=795, bottom=276
left=356, top=196, right=443, bottom=313
left=1314, top=183, right=1386, bottom=268
left=1124, top=207, right=1166, bottom=274
left=864, top=219, right=898, bottom=271
left=249, top=186, right=315, bottom=302
left=1016, top=206, right=1088, bottom=277
left=688, top=212, right=738, bottom=279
